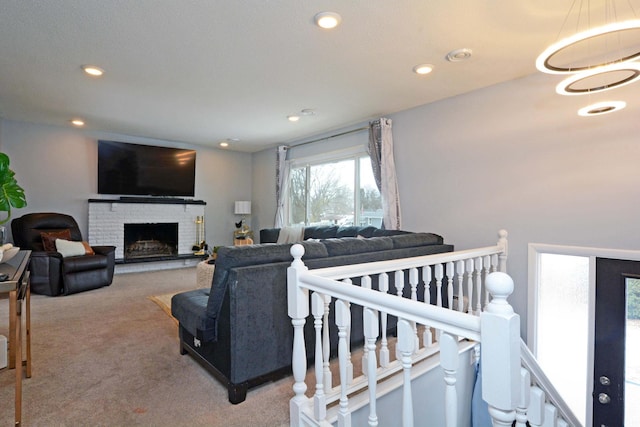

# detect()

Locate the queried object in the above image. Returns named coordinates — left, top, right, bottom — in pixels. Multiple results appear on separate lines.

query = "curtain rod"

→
left=290, top=125, right=369, bottom=149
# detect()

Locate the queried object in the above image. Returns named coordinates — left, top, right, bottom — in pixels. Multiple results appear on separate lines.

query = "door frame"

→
left=528, top=243, right=640, bottom=427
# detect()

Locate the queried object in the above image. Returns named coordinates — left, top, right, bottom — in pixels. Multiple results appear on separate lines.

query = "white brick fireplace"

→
left=88, top=198, right=206, bottom=272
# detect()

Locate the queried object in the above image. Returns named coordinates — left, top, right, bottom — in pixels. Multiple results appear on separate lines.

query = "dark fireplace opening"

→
left=124, top=223, right=178, bottom=259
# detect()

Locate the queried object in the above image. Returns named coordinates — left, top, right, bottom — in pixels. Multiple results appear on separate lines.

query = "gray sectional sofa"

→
left=171, top=225, right=453, bottom=403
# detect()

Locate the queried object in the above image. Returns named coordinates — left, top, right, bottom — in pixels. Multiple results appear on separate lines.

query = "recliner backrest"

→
left=11, top=212, right=83, bottom=251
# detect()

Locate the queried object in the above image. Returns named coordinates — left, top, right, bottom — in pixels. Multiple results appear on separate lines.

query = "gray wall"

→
left=252, top=72, right=640, bottom=340
left=0, top=119, right=252, bottom=248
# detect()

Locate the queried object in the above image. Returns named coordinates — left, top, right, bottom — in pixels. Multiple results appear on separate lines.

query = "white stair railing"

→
left=287, top=230, right=580, bottom=427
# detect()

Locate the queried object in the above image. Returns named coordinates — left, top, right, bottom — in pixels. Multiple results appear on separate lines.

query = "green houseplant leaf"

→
left=0, top=152, right=27, bottom=225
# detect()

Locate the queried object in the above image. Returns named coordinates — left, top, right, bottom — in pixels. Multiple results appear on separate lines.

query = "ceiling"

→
left=1, top=1, right=638, bottom=152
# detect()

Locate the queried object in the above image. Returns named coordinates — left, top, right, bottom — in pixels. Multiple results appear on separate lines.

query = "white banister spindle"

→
left=434, top=264, right=444, bottom=308
left=395, top=270, right=406, bottom=360
left=515, top=368, right=531, bottom=427
left=394, top=270, right=404, bottom=297
left=361, top=275, right=372, bottom=376
left=497, top=229, right=508, bottom=272
left=397, top=319, right=415, bottom=427
left=336, top=300, right=352, bottom=427
left=465, top=259, right=474, bottom=314
left=311, top=292, right=326, bottom=421
left=542, top=403, right=558, bottom=427
left=323, top=293, right=332, bottom=392
left=474, top=257, right=483, bottom=314
left=287, top=244, right=309, bottom=427
left=422, top=266, right=434, bottom=347
left=455, top=260, right=464, bottom=312
left=378, top=273, right=390, bottom=367
left=363, top=307, right=379, bottom=427
left=341, top=279, right=354, bottom=385
left=483, top=254, right=492, bottom=309
left=446, top=262, right=454, bottom=310
left=440, top=331, right=459, bottom=427
left=528, top=386, right=546, bottom=427
left=409, top=268, right=419, bottom=352
left=481, top=272, right=519, bottom=427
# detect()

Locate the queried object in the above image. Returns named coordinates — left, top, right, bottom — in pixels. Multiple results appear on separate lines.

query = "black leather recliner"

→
left=11, top=212, right=116, bottom=296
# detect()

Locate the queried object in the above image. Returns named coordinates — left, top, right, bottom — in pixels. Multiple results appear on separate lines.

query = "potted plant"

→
left=0, top=153, right=27, bottom=242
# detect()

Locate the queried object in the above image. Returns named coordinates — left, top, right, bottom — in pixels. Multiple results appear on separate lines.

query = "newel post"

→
left=288, top=244, right=309, bottom=427
left=480, top=271, right=519, bottom=427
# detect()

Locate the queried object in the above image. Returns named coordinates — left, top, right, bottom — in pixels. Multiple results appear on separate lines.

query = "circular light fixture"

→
left=536, top=20, right=640, bottom=74
left=446, top=48, right=472, bottom=62
left=412, top=64, right=434, bottom=75
left=82, top=65, right=104, bottom=77
left=70, top=119, right=85, bottom=127
left=556, top=62, right=640, bottom=95
left=577, top=101, right=626, bottom=116
left=287, top=115, right=300, bottom=122
left=219, top=141, right=229, bottom=148
left=300, top=109, right=315, bottom=116
left=314, top=12, right=341, bottom=29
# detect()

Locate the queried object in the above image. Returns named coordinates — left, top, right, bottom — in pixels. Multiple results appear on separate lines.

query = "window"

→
left=288, top=151, right=382, bottom=227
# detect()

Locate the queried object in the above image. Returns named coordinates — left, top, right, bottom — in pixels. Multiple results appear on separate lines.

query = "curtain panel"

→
left=274, top=145, right=290, bottom=228
left=368, top=118, right=401, bottom=230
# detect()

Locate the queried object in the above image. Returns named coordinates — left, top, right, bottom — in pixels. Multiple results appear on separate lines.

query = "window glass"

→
left=288, top=154, right=381, bottom=227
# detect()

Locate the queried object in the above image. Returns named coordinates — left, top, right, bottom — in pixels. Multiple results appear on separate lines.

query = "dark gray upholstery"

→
left=172, top=226, right=453, bottom=404
left=11, top=212, right=116, bottom=296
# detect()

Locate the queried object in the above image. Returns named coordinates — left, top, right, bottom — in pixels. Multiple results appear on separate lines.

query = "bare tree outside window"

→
left=289, top=156, right=382, bottom=227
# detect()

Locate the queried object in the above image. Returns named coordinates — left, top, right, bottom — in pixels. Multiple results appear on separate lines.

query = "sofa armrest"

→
left=91, top=245, right=116, bottom=256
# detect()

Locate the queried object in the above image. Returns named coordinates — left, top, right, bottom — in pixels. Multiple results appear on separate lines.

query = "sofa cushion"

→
left=390, top=232, right=444, bottom=249
left=321, top=236, right=393, bottom=257
left=371, top=229, right=412, bottom=237
left=171, top=288, right=215, bottom=341
left=304, top=225, right=339, bottom=240
left=336, top=225, right=377, bottom=238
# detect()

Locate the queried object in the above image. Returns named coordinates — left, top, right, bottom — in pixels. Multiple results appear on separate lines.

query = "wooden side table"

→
left=0, top=250, right=32, bottom=427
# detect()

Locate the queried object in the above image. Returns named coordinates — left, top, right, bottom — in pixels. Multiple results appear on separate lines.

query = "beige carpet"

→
left=0, top=267, right=292, bottom=427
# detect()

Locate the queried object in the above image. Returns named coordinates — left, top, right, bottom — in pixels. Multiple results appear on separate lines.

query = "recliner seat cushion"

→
left=62, top=254, right=110, bottom=274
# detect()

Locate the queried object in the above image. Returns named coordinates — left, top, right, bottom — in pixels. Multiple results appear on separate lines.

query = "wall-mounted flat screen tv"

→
left=97, top=140, right=196, bottom=197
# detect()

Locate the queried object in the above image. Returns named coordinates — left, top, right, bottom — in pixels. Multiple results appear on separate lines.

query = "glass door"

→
left=594, top=258, right=640, bottom=426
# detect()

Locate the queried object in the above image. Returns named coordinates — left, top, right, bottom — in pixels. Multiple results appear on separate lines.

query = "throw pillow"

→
left=55, top=239, right=87, bottom=258
left=41, top=229, right=72, bottom=252
left=81, top=241, right=95, bottom=255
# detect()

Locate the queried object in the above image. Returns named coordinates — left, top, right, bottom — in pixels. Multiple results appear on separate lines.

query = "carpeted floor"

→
left=0, top=267, right=292, bottom=427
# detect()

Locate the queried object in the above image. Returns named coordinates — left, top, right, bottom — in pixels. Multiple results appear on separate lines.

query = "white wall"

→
left=251, top=72, right=640, bottom=340
left=0, top=119, right=252, bottom=248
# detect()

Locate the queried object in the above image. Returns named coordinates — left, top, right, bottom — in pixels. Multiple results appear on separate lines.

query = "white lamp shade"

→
left=234, top=201, right=251, bottom=215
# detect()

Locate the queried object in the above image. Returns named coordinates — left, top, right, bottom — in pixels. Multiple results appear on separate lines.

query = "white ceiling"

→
left=1, top=1, right=638, bottom=152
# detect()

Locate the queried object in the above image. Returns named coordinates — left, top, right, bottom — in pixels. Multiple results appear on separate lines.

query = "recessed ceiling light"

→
left=288, top=115, right=300, bottom=122
left=300, top=109, right=315, bottom=116
left=413, top=64, right=434, bottom=75
left=219, top=141, right=229, bottom=148
left=70, top=119, right=85, bottom=127
left=446, top=48, right=473, bottom=62
left=314, top=12, right=341, bottom=29
left=577, top=101, right=626, bottom=116
left=82, top=65, right=104, bottom=77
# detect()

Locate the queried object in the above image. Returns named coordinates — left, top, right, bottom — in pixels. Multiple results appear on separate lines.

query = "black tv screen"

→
left=97, top=141, right=196, bottom=197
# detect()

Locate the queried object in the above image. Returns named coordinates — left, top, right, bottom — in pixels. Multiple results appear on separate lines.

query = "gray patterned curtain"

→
left=274, top=145, right=290, bottom=228
left=368, top=118, right=401, bottom=230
